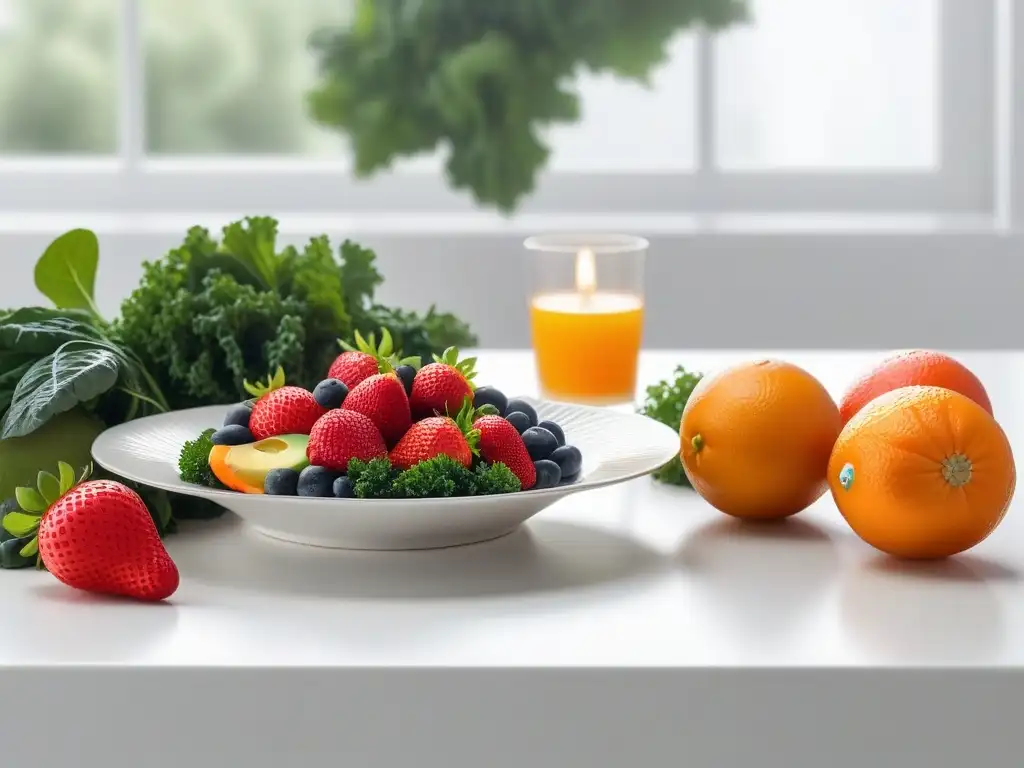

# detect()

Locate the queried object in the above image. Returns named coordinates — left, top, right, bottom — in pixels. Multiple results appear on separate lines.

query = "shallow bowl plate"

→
left=92, top=398, right=679, bottom=550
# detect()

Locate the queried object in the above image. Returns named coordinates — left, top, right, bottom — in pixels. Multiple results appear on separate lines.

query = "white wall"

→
left=0, top=219, right=1019, bottom=350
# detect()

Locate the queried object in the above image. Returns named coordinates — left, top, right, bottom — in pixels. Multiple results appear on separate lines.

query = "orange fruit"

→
left=839, top=349, right=992, bottom=427
left=680, top=359, right=842, bottom=520
left=828, top=385, right=1015, bottom=559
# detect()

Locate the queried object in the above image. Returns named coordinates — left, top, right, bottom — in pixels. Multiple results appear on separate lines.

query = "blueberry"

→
left=533, top=459, right=562, bottom=489
left=395, top=365, right=417, bottom=397
left=297, top=466, right=340, bottom=497
left=313, top=378, right=348, bottom=409
left=210, top=424, right=254, bottom=446
left=223, top=403, right=253, bottom=428
left=549, top=444, right=582, bottom=479
left=537, top=420, right=565, bottom=446
left=505, top=411, right=532, bottom=434
left=505, top=399, right=538, bottom=426
left=264, top=468, right=300, bottom=496
left=333, top=476, right=355, bottom=498
left=522, top=426, right=558, bottom=461
left=473, top=386, right=508, bottom=416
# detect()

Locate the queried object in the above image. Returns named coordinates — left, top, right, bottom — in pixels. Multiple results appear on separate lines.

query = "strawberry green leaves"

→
left=14, top=486, right=46, bottom=514
left=1, top=461, right=91, bottom=568
left=433, top=346, right=477, bottom=387
left=451, top=396, right=482, bottom=455
left=58, top=461, right=76, bottom=496
left=243, top=366, right=287, bottom=399
left=37, top=470, right=62, bottom=506
left=17, top=538, right=38, bottom=559
left=340, top=327, right=421, bottom=371
left=3, top=511, right=41, bottom=538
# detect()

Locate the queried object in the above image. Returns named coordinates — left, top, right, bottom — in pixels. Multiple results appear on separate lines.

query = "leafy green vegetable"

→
left=33, top=228, right=101, bottom=318
left=116, top=216, right=476, bottom=410
left=1, top=230, right=170, bottom=441
left=2, top=343, right=121, bottom=439
left=116, top=218, right=344, bottom=409
left=0, top=307, right=106, bottom=355
left=639, top=364, right=704, bottom=487
left=308, top=0, right=747, bottom=213
left=178, top=428, right=223, bottom=488
left=347, top=455, right=520, bottom=498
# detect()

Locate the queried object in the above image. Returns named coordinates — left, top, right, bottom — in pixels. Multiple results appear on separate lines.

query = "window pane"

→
left=714, top=0, right=939, bottom=170
left=143, top=0, right=350, bottom=155
left=0, top=0, right=119, bottom=154
left=546, top=34, right=696, bottom=172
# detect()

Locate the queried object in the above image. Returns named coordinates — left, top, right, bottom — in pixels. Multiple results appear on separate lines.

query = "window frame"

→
left=0, top=0, right=1005, bottom=217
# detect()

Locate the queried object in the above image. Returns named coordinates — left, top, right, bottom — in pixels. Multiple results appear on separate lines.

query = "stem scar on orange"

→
left=680, top=359, right=842, bottom=520
left=828, top=385, right=1015, bottom=560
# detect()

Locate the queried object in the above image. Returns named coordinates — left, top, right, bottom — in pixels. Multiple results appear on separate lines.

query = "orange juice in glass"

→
left=525, top=234, right=647, bottom=405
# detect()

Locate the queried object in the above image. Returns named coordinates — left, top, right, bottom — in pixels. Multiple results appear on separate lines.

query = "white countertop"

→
left=8, top=349, right=1024, bottom=766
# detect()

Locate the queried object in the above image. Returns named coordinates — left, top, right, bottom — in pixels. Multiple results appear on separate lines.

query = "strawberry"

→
left=390, top=398, right=479, bottom=470
left=328, top=328, right=420, bottom=389
left=243, top=367, right=325, bottom=440
left=343, top=367, right=412, bottom=446
left=307, top=409, right=387, bottom=472
left=410, top=347, right=477, bottom=420
left=1, top=462, right=179, bottom=601
left=473, top=414, right=537, bottom=490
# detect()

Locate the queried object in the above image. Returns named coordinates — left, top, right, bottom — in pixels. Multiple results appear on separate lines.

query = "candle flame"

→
left=575, top=248, right=597, bottom=295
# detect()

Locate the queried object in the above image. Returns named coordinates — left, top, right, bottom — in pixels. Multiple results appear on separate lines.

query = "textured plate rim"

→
left=91, top=397, right=680, bottom=508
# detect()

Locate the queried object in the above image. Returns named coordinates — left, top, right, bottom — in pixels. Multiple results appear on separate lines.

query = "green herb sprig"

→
left=639, top=365, right=703, bottom=487
left=178, top=429, right=224, bottom=489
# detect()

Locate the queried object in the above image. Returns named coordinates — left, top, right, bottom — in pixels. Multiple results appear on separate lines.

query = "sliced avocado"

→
left=221, top=434, right=310, bottom=493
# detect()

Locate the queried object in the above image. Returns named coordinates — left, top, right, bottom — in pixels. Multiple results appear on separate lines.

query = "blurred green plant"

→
left=308, top=0, right=747, bottom=212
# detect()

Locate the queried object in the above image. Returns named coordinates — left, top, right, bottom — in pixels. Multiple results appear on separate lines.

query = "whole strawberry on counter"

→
left=243, top=366, right=325, bottom=440
left=2, top=462, right=178, bottom=601
left=391, top=399, right=480, bottom=470
left=340, top=361, right=412, bottom=446
left=328, top=328, right=421, bottom=389
left=410, top=347, right=477, bottom=420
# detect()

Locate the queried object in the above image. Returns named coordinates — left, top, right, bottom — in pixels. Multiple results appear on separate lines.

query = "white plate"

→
left=91, top=398, right=679, bottom=550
